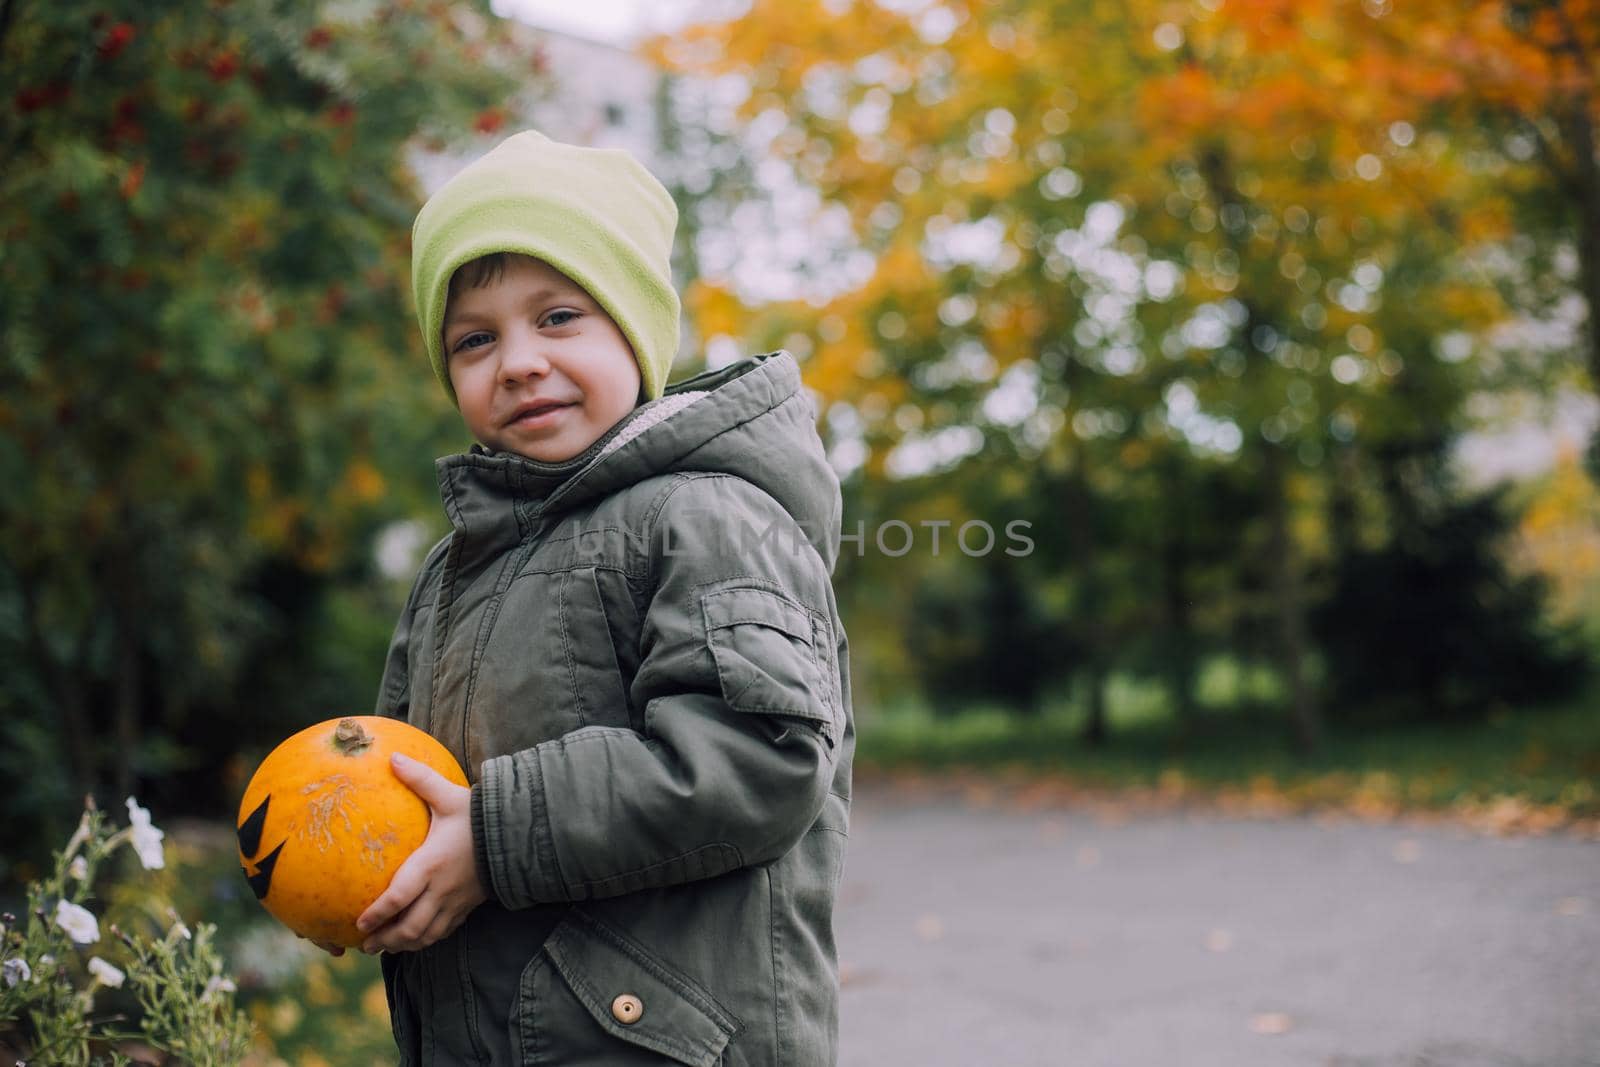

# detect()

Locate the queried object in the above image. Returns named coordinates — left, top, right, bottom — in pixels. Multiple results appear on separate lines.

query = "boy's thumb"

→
left=390, top=752, right=440, bottom=792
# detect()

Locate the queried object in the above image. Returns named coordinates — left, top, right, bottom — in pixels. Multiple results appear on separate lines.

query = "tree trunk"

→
left=1062, top=460, right=1111, bottom=746
left=1195, top=141, right=1324, bottom=754
left=1328, top=441, right=1362, bottom=562
left=1159, top=456, right=1200, bottom=736
left=1263, top=443, right=1323, bottom=754
left=1561, top=97, right=1600, bottom=484
left=1082, top=660, right=1109, bottom=747
left=1556, top=87, right=1600, bottom=399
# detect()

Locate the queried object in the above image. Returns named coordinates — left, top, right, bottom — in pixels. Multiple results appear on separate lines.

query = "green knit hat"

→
left=411, top=129, right=681, bottom=405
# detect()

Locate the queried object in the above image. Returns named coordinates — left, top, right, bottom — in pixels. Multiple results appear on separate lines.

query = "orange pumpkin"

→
left=236, top=716, right=468, bottom=948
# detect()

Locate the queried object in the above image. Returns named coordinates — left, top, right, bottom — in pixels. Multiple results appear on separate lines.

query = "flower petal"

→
left=53, top=899, right=100, bottom=945
left=88, top=956, right=126, bottom=988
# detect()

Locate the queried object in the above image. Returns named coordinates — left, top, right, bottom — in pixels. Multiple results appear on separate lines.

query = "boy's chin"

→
left=478, top=428, right=597, bottom=464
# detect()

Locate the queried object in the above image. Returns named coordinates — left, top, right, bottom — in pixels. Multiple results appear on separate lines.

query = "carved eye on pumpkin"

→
left=234, top=717, right=468, bottom=948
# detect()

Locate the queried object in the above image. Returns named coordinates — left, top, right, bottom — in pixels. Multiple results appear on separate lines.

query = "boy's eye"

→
left=454, top=332, right=491, bottom=353
left=543, top=309, right=580, bottom=328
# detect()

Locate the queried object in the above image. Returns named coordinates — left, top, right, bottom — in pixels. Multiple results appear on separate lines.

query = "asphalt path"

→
left=833, top=778, right=1600, bottom=1066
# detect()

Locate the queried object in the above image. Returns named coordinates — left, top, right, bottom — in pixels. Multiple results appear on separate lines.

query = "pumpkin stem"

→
left=333, top=718, right=375, bottom=756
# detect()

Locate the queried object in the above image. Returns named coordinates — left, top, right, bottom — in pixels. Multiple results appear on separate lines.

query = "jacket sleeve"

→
left=373, top=533, right=453, bottom=721
left=472, top=474, right=843, bottom=906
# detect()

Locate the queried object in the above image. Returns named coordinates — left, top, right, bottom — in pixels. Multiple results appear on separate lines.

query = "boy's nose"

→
left=499, top=330, right=552, bottom=383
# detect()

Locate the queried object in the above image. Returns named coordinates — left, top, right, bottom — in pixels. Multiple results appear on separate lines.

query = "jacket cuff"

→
left=469, top=779, right=496, bottom=904
left=478, top=749, right=571, bottom=906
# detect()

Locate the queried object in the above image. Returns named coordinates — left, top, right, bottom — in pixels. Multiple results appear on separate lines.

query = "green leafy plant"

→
left=0, top=797, right=252, bottom=1066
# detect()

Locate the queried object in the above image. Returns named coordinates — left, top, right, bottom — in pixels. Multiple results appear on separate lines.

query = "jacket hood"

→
left=434, top=351, right=843, bottom=572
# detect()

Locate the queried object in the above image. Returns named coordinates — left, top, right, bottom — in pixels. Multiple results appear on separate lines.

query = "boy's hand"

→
left=355, top=753, right=488, bottom=955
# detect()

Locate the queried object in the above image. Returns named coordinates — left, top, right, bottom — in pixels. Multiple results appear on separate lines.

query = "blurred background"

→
left=2, top=0, right=1597, bottom=1060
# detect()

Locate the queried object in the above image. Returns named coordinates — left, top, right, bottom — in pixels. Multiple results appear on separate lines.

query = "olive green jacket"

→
left=373, top=351, right=853, bottom=1066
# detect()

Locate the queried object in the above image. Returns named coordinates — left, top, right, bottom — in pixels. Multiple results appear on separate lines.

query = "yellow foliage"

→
left=341, top=459, right=386, bottom=505
left=657, top=0, right=1581, bottom=494
left=362, top=979, right=392, bottom=1021
left=245, top=463, right=273, bottom=502
left=685, top=280, right=748, bottom=341
left=1512, top=445, right=1600, bottom=623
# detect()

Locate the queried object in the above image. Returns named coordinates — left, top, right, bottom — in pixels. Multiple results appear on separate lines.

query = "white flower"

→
left=2, top=958, right=30, bottom=987
left=169, top=920, right=192, bottom=942
left=53, top=900, right=99, bottom=945
left=202, top=974, right=237, bottom=1001
left=125, top=797, right=166, bottom=870
left=87, top=956, right=125, bottom=989
left=68, top=856, right=88, bottom=881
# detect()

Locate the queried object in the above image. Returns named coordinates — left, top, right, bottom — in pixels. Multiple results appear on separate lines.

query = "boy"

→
left=358, top=129, right=853, bottom=1066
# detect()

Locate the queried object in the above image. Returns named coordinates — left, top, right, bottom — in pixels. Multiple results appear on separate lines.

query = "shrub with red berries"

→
left=0, top=0, right=551, bottom=871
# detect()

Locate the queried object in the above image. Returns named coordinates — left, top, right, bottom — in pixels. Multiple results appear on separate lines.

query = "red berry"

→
left=97, top=23, right=136, bottom=61
left=208, top=50, right=239, bottom=83
left=304, top=26, right=333, bottom=49
left=120, top=160, right=147, bottom=199
left=473, top=107, right=505, bottom=135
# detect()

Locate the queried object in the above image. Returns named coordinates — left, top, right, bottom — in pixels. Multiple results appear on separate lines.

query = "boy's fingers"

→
left=358, top=866, right=426, bottom=934
left=364, top=898, right=432, bottom=954
left=390, top=753, right=462, bottom=810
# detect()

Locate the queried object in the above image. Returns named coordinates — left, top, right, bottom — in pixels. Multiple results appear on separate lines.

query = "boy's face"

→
left=443, top=254, right=641, bottom=463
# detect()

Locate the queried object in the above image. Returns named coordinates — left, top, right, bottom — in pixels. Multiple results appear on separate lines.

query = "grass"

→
left=854, top=659, right=1600, bottom=824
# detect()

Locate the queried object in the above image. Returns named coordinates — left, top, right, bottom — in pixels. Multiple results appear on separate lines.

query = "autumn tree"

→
left=661, top=0, right=1578, bottom=750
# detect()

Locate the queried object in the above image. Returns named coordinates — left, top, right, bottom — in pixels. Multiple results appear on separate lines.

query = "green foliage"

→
left=1311, top=468, right=1591, bottom=723
left=0, top=799, right=251, bottom=1065
left=0, top=0, right=535, bottom=858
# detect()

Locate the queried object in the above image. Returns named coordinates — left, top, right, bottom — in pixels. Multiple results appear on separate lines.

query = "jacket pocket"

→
left=514, top=910, right=742, bottom=1066
left=700, top=583, right=835, bottom=745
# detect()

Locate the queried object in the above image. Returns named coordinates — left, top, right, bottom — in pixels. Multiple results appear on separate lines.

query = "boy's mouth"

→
left=507, top=399, right=577, bottom=426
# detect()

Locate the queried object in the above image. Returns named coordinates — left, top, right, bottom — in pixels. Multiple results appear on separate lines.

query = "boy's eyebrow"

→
left=444, top=285, right=585, bottom=328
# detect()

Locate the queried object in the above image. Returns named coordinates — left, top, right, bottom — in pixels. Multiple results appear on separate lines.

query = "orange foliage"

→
left=656, top=0, right=1591, bottom=466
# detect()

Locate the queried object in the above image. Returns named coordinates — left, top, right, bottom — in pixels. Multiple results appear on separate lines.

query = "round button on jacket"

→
left=611, top=993, right=643, bottom=1024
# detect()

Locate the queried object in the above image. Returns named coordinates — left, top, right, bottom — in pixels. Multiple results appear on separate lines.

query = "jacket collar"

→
left=431, top=352, right=838, bottom=570
left=433, top=409, right=638, bottom=555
